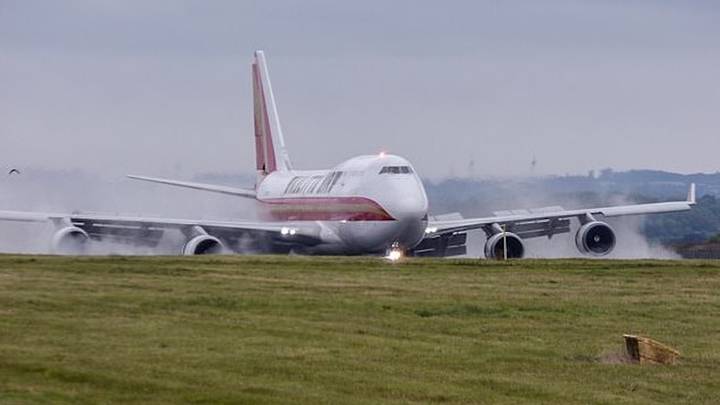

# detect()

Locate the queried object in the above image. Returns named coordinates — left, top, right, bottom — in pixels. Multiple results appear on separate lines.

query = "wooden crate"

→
left=624, top=334, right=680, bottom=365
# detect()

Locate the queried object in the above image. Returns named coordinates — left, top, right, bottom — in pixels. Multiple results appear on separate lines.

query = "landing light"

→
left=281, top=227, right=297, bottom=236
left=385, top=242, right=404, bottom=261
left=425, top=227, right=438, bottom=234
left=386, top=249, right=403, bottom=261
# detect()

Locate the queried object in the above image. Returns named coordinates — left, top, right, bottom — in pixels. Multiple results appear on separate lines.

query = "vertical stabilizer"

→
left=252, top=50, right=292, bottom=180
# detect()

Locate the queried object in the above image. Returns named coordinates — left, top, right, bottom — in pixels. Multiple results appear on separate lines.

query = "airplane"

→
left=0, top=51, right=697, bottom=259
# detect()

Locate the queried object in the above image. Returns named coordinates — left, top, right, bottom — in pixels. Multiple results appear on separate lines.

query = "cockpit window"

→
left=379, top=166, right=413, bottom=175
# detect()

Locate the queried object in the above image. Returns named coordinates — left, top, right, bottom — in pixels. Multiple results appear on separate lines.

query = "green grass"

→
left=1, top=256, right=720, bottom=404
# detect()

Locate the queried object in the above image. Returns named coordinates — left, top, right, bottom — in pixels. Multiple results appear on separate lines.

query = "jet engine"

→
left=183, top=234, right=225, bottom=255
left=575, top=221, right=616, bottom=256
left=51, top=226, right=89, bottom=254
left=484, top=232, right=525, bottom=259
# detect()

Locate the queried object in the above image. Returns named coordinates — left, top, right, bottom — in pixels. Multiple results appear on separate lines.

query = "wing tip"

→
left=688, top=183, right=696, bottom=204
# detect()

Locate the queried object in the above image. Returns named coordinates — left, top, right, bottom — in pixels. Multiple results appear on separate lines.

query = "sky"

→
left=1, top=0, right=719, bottom=180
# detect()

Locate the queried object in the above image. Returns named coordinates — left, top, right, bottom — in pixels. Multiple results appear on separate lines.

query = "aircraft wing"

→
left=0, top=210, right=323, bottom=253
left=426, top=183, right=696, bottom=238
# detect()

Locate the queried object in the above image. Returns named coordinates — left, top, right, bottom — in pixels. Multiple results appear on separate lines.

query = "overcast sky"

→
left=1, top=0, right=719, bottom=180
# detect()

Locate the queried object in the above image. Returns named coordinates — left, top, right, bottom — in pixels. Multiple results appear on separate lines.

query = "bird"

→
left=8, top=169, right=20, bottom=175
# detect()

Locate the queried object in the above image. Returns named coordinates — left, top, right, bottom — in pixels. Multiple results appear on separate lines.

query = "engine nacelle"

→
left=183, top=235, right=225, bottom=255
left=484, top=232, right=525, bottom=259
left=575, top=221, right=616, bottom=256
left=51, top=226, right=89, bottom=254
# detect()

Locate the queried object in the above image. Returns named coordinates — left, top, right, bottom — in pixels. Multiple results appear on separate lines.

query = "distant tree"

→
left=710, top=234, right=720, bottom=244
left=643, top=195, right=720, bottom=243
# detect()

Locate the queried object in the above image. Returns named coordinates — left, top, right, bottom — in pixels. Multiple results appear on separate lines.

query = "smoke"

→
left=0, top=169, right=682, bottom=259
left=519, top=217, right=679, bottom=259
left=438, top=178, right=680, bottom=259
left=0, top=222, right=51, bottom=254
left=0, top=169, right=257, bottom=255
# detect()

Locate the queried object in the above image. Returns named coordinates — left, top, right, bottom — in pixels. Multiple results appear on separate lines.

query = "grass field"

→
left=1, top=255, right=719, bottom=404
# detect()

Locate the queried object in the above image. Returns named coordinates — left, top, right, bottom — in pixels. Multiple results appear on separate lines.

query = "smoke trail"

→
left=431, top=177, right=680, bottom=259
left=0, top=169, right=257, bottom=255
left=0, top=169, right=683, bottom=258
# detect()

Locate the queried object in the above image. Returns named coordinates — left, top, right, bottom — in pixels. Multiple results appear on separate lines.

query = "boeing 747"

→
left=0, top=51, right=696, bottom=258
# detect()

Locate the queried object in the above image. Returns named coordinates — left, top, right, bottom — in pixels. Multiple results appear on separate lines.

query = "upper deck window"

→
left=284, top=171, right=344, bottom=195
left=379, top=166, right=413, bottom=174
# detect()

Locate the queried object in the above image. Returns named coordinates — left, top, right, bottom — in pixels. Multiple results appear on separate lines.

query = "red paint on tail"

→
left=252, top=61, right=277, bottom=174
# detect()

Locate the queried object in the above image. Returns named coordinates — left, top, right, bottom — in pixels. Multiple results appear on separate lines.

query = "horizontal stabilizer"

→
left=127, top=175, right=256, bottom=198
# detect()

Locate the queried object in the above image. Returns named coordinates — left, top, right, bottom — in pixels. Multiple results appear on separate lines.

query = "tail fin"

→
left=252, top=50, right=292, bottom=180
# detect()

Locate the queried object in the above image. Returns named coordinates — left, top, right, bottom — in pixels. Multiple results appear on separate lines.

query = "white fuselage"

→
left=255, top=154, right=428, bottom=254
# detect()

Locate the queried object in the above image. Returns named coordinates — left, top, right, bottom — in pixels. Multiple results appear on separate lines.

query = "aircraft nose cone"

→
left=384, top=176, right=428, bottom=224
left=393, top=197, right=427, bottom=222
left=390, top=196, right=428, bottom=249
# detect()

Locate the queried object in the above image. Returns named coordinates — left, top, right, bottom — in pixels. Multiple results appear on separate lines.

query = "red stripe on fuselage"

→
left=258, top=196, right=395, bottom=221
